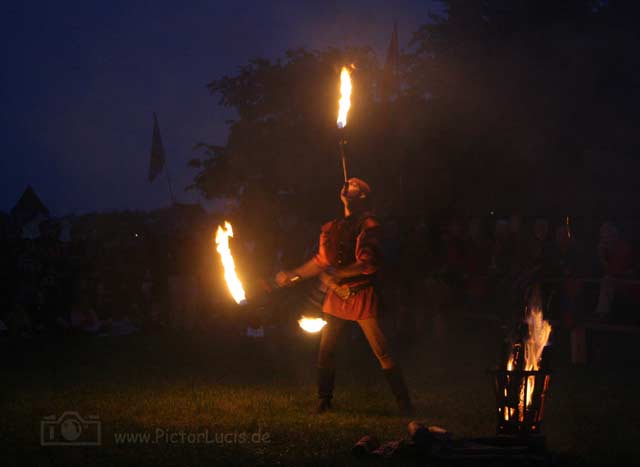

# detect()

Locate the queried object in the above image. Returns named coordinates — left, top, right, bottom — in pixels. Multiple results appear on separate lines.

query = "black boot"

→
left=383, top=366, right=414, bottom=416
left=314, top=367, right=335, bottom=414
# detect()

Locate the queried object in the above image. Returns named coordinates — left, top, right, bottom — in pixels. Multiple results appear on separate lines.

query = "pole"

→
left=152, top=112, right=176, bottom=205
left=165, top=161, right=176, bottom=206
left=338, top=130, right=348, bottom=190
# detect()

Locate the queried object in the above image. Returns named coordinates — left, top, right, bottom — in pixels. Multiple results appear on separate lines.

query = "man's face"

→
left=340, top=180, right=364, bottom=204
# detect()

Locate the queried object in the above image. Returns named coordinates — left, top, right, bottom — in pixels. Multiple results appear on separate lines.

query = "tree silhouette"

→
left=191, top=0, right=640, bottom=223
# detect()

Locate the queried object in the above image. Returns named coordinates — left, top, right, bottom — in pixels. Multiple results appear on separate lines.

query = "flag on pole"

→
left=148, top=112, right=166, bottom=182
left=381, top=20, right=399, bottom=98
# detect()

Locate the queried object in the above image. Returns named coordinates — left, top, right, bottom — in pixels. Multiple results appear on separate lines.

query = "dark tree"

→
left=191, top=0, right=640, bottom=224
left=405, top=0, right=640, bottom=216
left=189, top=47, right=403, bottom=223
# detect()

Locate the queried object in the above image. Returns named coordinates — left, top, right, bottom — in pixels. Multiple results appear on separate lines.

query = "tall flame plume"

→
left=215, top=221, right=247, bottom=305
left=504, top=303, right=552, bottom=422
left=337, top=66, right=352, bottom=129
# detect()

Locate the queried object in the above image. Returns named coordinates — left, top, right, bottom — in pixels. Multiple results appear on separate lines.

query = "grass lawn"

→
left=1, top=310, right=639, bottom=466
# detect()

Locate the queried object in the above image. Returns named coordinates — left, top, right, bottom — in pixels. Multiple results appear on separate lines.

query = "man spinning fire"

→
left=275, top=178, right=414, bottom=415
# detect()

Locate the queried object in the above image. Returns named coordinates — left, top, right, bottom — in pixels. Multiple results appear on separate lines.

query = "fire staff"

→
left=275, top=178, right=413, bottom=415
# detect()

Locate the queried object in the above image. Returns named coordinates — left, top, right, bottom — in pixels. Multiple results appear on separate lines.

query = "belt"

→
left=332, top=281, right=373, bottom=301
left=346, top=282, right=372, bottom=296
left=338, top=274, right=372, bottom=285
left=304, top=280, right=372, bottom=305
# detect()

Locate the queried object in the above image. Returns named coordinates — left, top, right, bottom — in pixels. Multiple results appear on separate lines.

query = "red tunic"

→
left=313, top=215, right=382, bottom=321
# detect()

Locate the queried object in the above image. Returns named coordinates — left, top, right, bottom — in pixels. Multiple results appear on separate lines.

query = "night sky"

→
left=1, top=0, right=442, bottom=216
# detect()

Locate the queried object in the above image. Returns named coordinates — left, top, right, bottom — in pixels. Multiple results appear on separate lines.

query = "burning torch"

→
left=215, top=221, right=326, bottom=333
left=337, top=66, right=352, bottom=191
left=215, top=222, right=247, bottom=305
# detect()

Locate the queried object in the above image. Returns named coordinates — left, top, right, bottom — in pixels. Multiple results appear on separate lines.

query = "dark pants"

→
left=317, top=313, right=395, bottom=370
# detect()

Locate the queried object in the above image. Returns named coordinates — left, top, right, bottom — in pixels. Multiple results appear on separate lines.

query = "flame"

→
left=505, top=304, right=552, bottom=422
left=298, top=316, right=327, bottom=333
left=215, top=221, right=247, bottom=305
left=336, top=66, right=352, bottom=129
left=522, top=305, right=552, bottom=408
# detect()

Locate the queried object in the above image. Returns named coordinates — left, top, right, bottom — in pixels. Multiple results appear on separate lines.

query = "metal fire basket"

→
left=491, top=369, right=551, bottom=435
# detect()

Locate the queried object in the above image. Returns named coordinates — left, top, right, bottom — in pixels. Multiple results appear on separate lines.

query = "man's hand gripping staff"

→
left=275, top=259, right=354, bottom=301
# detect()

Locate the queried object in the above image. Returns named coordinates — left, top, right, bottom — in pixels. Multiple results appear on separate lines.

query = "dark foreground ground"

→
left=1, top=310, right=639, bottom=467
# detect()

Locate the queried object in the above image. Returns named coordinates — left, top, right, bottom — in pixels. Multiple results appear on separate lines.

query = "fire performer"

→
left=275, top=178, right=413, bottom=415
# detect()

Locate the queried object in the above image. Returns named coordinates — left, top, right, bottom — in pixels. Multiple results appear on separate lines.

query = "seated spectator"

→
left=508, top=214, right=528, bottom=275
left=553, top=225, right=583, bottom=328
left=424, top=219, right=467, bottom=321
left=530, top=218, right=553, bottom=267
left=595, top=222, right=634, bottom=318
left=555, top=225, right=571, bottom=271
left=516, top=218, right=554, bottom=286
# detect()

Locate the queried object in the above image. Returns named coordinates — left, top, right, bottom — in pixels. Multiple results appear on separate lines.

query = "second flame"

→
left=215, top=221, right=247, bottom=305
left=298, top=316, right=327, bottom=333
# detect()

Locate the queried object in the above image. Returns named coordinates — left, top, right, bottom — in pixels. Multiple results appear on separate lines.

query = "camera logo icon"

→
left=40, top=411, right=102, bottom=446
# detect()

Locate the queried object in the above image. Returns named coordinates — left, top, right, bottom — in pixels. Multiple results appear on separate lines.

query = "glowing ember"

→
left=298, top=316, right=327, bottom=333
left=215, top=221, right=247, bottom=305
left=336, top=66, right=352, bottom=129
